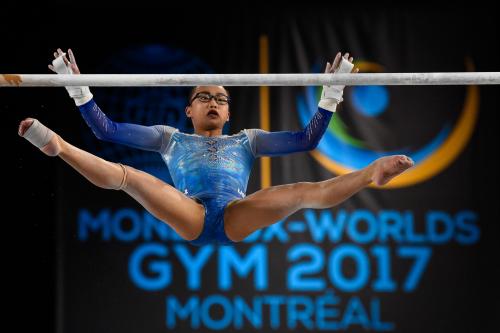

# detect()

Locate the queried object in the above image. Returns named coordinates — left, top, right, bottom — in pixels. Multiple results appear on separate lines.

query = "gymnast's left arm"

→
left=246, top=108, right=333, bottom=157
left=246, top=52, right=358, bottom=157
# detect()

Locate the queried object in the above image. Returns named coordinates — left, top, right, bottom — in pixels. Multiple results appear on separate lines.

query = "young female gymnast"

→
left=19, top=49, right=413, bottom=246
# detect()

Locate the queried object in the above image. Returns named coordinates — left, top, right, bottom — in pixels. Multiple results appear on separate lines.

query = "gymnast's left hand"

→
left=325, top=52, right=359, bottom=75
left=318, top=52, right=359, bottom=112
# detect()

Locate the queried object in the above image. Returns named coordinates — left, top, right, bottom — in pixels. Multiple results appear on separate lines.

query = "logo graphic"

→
left=297, top=60, right=479, bottom=188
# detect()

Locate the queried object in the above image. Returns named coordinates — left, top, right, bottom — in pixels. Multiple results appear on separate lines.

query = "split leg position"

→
left=19, top=118, right=413, bottom=243
left=223, top=155, right=413, bottom=241
left=19, top=118, right=206, bottom=241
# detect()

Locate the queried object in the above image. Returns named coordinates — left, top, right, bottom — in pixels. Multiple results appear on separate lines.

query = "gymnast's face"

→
left=185, top=86, right=230, bottom=131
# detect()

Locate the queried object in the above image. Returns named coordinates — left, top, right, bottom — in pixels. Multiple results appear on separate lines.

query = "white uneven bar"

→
left=1, top=73, right=500, bottom=86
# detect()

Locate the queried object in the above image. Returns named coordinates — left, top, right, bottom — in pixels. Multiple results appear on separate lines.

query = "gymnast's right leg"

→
left=18, top=118, right=205, bottom=241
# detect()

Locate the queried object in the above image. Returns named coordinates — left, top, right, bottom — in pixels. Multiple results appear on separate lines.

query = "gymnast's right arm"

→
left=78, top=99, right=170, bottom=152
left=48, top=48, right=171, bottom=152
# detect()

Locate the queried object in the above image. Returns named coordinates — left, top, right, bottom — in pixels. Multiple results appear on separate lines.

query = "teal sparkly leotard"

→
left=79, top=99, right=333, bottom=245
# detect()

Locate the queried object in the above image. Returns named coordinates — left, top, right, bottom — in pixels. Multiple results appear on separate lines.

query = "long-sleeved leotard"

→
left=79, top=99, right=333, bottom=156
left=78, top=99, right=333, bottom=245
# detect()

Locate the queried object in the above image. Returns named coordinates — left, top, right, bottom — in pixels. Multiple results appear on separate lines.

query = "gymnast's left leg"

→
left=224, top=155, right=414, bottom=242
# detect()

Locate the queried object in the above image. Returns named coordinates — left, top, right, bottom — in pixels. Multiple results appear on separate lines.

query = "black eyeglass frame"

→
left=189, top=92, right=231, bottom=105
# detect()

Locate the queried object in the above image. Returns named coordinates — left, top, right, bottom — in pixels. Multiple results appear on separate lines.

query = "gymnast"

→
left=18, top=48, right=413, bottom=246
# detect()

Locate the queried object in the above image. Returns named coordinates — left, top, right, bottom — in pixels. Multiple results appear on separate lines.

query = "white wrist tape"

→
left=52, top=54, right=93, bottom=106
left=22, top=119, right=54, bottom=148
left=319, top=58, right=354, bottom=112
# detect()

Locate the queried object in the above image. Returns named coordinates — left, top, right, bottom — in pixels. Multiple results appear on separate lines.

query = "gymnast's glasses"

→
left=190, top=92, right=230, bottom=105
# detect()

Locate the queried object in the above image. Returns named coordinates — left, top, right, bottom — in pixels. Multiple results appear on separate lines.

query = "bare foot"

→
left=18, top=118, right=62, bottom=156
left=371, top=155, right=414, bottom=186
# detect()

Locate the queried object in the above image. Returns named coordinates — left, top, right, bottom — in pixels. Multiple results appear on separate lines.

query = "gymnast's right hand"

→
left=48, top=48, right=81, bottom=74
left=48, top=48, right=93, bottom=106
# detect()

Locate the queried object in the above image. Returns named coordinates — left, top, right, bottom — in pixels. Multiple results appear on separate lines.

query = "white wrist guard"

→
left=318, top=58, right=354, bottom=112
left=52, top=54, right=93, bottom=106
left=22, top=119, right=54, bottom=148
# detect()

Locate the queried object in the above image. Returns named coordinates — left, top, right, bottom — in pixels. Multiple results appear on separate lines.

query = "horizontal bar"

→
left=1, top=73, right=500, bottom=87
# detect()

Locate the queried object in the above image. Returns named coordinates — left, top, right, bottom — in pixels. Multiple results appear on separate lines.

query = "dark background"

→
left=3, top=4, right=499, bottom=332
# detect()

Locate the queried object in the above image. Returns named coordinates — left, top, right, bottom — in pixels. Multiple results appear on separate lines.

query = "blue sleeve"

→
left=78, top=99, right=176, bottom=152
left=245, top=107, right=333, bottom=157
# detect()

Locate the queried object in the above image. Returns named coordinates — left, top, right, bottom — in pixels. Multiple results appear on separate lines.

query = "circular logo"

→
left=296, top=60, right=479, bottom=189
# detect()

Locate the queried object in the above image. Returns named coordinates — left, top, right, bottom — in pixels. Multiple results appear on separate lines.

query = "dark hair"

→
left=187, top=86, right=230, bottom=105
